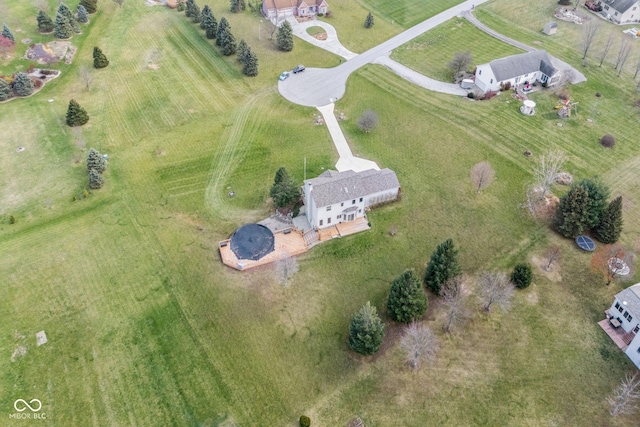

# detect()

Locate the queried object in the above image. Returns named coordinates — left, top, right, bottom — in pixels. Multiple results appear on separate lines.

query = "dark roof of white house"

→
left=304, top=168, right=400, bottom=208
left=616, top=283, right=640, bottom=316
left=489, top=50, right=558, bottom=82
left=600, top=0, right=638, bottom=13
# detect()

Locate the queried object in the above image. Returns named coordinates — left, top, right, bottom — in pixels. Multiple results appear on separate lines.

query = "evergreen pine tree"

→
left=230, top=0, right=240, bottom=12
left=594, top=196, right=623, bottom=244
left=269, top=167, right=300, bottom=207
left=276, top=21, right=294, bottom=52
left=553, top=185, right=590, bottom=238
left=237, top=39, right=248, bottom=63
left=58, top=3, right=80, bottom=34
left=13, top=72, right=34, bottom=96
left=242, top=47, right=258, bottom=76
left=66, top=99, right=89, bottom=126
left=348, top=302, right=384, bottom=355
left=79, top=0, right=98, bottom=14
left=222, top=30, right=236, bottom=56
left=386, top=270, right=428, bottom=323
left=216, top=17, right=230, bottom=46
left=87, top=148, right=107, bottom=173
left=575, top=177, right=610, bottom=229
left=191, top=4, right=201, bottom=23
left=77, top=5, right=89, bottom=24
left=54, top=12, right=73, bottom=39
left=423, top=239, right=462, bottom=296
left=0, top=78, right=11, bottom=101
left=511, top=263, right=533, bottom=289
left=364, top=11, right=374, bottom=28
left=204, top=11, right=217, bottom=39
left=37, top=11, right=55, bottom=33
left=2, top=24, right=15, bottom=44
left=185, top=0, right=196, bottom=17
left=177, top=0, right=186, bottom=12
left=93, top=47, right=109, bottom=68
left=88, top=169, right=104, bottom=189
left=200, top=5, right=211, bottom=29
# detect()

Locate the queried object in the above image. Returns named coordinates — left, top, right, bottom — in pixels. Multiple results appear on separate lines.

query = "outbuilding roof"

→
left=304, top=168, right=400, bottom=208
left=489, top=50, right=558, bottom=82
left=616, top=283, right=640, bottom=317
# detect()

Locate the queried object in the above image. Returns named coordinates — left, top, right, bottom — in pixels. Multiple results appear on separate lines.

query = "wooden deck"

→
left=219, top=229, right=308, bottom=271
left=219, top=217, right=371, bottom=271
left=599, top=318, right=632, bottom=350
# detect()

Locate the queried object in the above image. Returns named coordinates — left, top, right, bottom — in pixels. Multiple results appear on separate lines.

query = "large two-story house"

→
left=262, top=0, right=328, bottom=20
left=597, top=0, right=640, bottom=24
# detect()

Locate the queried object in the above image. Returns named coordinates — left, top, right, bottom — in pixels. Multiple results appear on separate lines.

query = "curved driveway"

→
left=279, top=0, right=488, bottom=107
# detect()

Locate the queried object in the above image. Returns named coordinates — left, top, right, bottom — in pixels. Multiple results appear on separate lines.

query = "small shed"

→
left=543, top=22, right=557, bottom=36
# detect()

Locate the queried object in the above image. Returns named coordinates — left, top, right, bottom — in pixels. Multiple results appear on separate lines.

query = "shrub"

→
left=93, top=47, right=109, bottom=69
left=467, top=92, right=475, bottom=99
left=481, top=90, right=497, bottom=100
left=0, top=78, right=11, bottom=101
left=88, top=169, right=104, bottom=189
left=558, top=0, right=572, bottom=4
left=601, top=134, right=615, bottom=148
left=66, top=99, right=89, bottom=126
left=511, top=263, right=532, bottom=289
left=357, top=110, right=378, bottom=133
left=299, top=415, right=311, bottom=427
left=9, top=215, right=15, bottom=224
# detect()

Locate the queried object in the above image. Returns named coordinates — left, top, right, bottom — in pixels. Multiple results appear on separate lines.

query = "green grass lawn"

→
left=306, top=26, right=326, bottom=36
left=357, top=0, right=465, bottom=28
left=2, top=0, right=640, bottom=426
left=392, top=17, right=525, bottom=81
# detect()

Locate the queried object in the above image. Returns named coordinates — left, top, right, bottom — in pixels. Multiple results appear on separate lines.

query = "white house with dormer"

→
left=262, top=0, right=328, bottom=19
left=597, top=0, right=640, bottom=24
left=605, top=283, right=640, bottom=369
left=302, top=169, right=400, bottom=230
left=474, top=50, right=561, bottom=93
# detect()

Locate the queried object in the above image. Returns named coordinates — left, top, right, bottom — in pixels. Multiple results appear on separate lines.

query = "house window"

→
left=637, top=346, right=640, bottom=354
left=479, top=70, right=482, bottom=75
left=326, top=206, right=331, bottom=211
left=352, top=199, right=356, bottom=204
left=619, top=304, right=624, bottom=313
left=359, top=198, right=363, bottom=202
left=635, top=325, right=640, bottom=333
left=337, top=215, right=341, bottom=219
left=341, top=203, right=344, bottom=207
left=319, top=219, right=323, bottom=226
left=615, top=302, right=620, bottom=310
left=327, top=217, right=331, bottom=224
left=490, top=79, right=493, bottom=84
left=615, top=12, right=618, bottom=16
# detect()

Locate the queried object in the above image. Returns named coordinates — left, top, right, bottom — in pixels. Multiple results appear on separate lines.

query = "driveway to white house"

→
left=279, top=0, right=489, bottom=107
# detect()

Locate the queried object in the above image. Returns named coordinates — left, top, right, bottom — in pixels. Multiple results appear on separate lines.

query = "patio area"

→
left=599, top=311, right=636, bottom=350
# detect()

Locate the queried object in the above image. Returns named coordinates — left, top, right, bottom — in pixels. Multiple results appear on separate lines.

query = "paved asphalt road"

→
left=279, top=0, right=488, bottom=107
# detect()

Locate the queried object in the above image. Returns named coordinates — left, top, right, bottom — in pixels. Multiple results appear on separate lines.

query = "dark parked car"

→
left=292, top=65, right=305, bottom=74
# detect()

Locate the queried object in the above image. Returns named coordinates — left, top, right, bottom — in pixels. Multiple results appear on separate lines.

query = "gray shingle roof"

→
left=601, top=0, right=638, bottom=13
left=617, top=283, right=640, bottom=317
left=489, top=50, right=558, bottom=82
left=304, top=168, right=400, bottom=208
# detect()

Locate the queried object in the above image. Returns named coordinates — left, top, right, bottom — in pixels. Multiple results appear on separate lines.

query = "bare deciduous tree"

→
left=599, top=32, right=616, bottom=67
left=400, top=322, right=439, bottom=371
left=477, top=271, right=515, bottom=313
left=543, top=245, right=562, bottom=272
left=448, top=51, right=472, bottom=75
left=441, top=276, right=469, bottom=333
left=78, top=65, right=92, bottom=90
left=470, top=161, right=495, bottom=193
left=276, top=252, right=299, bottom=288
left=581, top=21, right=600, bottom=61
left=615, top=38, right=632, bottom=74
left=608, top=372, right=640, bottom=416
left=591, top=244, right=635, bottom=285
left=534, top=150, right=566, bottom=199
left=357, top=110, right=379, bottom=133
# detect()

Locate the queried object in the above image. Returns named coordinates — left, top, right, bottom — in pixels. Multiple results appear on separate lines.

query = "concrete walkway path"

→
left=373, top=54, right=468, bottom=96
left=288, top=18, right=357, bottom=60
left=316, top=103, right=380, bottom=173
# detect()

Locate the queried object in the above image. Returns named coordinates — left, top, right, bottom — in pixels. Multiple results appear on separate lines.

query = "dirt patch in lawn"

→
left=531, top=254, right=562, bottom=282
left=25, top=41, right=73, bottom=64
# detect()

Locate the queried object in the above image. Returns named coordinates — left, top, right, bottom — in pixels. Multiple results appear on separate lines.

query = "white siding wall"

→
left=365, top=189, right=399, bottom=208
left=625, top=333, right=640, bottom=369
left=609, top=298, right=640, bottom=333
left=474, top=64, right=497, bottom=92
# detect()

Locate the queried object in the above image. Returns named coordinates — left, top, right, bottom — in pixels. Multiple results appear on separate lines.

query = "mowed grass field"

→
left=1, top=0, right=640, bottom=426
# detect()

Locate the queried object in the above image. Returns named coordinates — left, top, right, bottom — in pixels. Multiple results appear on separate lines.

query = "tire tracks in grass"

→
left=204, top=88, right=275, bottom=221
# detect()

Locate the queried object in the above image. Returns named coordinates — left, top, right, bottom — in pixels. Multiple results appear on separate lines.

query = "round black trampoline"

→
left=230, top=224, right=275, bottom=261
